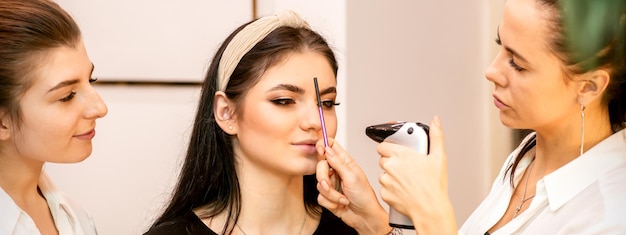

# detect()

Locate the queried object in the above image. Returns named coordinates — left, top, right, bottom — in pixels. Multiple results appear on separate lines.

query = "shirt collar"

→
left=38, top=172, right=64, bottom=217
left=543, top=129, right=626, bottom=211
left=0, top=186, right=21, bottom=234
left=0, top=172, right=73, bottom=234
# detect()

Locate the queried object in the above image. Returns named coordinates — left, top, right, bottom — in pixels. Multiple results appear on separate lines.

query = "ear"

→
left=213, top=91, right=237, bottom=135
left=0, top=111, right=12, bottom=141
left=577, top=69, right=610, bottom=106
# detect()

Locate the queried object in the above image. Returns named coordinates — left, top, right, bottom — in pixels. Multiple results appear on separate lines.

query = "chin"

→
left=63, top=149, right=93, bottom=163
left=293, top=161, right=317, bottom=175
left=499, top=114, right=519, bottom=129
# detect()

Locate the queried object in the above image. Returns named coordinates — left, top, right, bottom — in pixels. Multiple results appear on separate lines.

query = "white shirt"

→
left=0, top=173, right=98, bottom=235
left=460, top=129, right=626, bottom=235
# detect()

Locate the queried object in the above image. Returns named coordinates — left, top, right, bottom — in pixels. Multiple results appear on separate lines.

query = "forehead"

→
left=29, top=42, right=90, bottom=90
left=254, top=51, right=336, bottom=88
left=502, top=0, right=546, bottom=45
left=502, top=0, right=558, bottom=61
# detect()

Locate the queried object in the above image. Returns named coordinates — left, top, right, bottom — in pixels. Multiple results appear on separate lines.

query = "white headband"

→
left=217, top=10, right=311, bottom=91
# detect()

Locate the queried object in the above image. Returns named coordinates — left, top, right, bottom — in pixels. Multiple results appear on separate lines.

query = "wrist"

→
left=411, top=197, right=457, bottom=235
left=356, top=205, right=392, bottom=235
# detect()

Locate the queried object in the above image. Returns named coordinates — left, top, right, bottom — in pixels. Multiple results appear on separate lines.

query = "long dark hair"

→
left=150, top=20, right=338, bottom=234
left=505, top=0, right=626, bottom=185
left=0, top=0, right=81, bottom=126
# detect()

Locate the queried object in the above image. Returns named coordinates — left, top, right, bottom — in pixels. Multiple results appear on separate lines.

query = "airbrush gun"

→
left=365, top=121, right=430, bottom=230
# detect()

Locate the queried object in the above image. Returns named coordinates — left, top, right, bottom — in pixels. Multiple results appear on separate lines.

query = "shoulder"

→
left=313, top=208, right=358, bottom=235
left=144, top=211, right=216, bottom=235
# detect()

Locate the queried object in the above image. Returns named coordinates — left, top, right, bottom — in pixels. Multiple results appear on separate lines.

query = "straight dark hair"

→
left=150, top=20, right=338, bottom=234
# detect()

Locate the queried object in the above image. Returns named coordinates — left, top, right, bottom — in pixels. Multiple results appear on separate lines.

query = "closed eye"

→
left=60, top=91, right=76, bottom=102
left=508, top=59, right=524, bottom=72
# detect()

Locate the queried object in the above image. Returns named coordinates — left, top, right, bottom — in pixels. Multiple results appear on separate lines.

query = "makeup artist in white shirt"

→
left=314, top=0, right=626, bottom=234
left=0, top=0, right=108, bottom=234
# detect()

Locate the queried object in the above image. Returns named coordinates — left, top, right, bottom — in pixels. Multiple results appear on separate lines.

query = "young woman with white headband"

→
left=145, top=10, right=366, bottom=235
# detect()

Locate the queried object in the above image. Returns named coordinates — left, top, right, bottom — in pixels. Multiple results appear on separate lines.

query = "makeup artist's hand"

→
left=377, top=116, right=458, bottom=234
left=316, top=138, right=392, bottom=235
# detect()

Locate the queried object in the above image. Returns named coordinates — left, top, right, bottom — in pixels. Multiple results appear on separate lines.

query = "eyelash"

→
left=495, top=37, right=525, bottom=72
left=322, top=100, right=341, bottom=108
left=508, top=59, right=524, bottom=72
left=60, top=92, right=76, bottom=102
left=59, top=77, right=98, bottom=102
left=271, top=98, right=296, bottom=105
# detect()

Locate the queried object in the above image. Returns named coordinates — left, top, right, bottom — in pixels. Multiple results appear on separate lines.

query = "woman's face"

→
left=4, top=40, right=108, bottom=163
left=485, top=0, right=580, bottom=131
left=234, top=50, right=337, bottom=175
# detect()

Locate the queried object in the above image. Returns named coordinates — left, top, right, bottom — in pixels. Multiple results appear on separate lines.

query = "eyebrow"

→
left=267, top=83, right=337, bottom=95
left=496, top=27, right=530, bottom=64
left=47, top=64, right=95, bottom=93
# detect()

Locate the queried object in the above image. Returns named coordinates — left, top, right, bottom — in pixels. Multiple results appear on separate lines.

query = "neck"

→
left=201, top=155, right=315, bottom=234
left=533, top=105, right=612, bottom=176
left=237, top=163, right=309, bottom=226
left=0, top=152, right=45, bottom=204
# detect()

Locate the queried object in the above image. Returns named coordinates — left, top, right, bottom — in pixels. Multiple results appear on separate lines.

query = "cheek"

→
left=19, top=106, right=76, bottom=142
left=239, top=104, right=288, bottom=138
left=326, top=111, right=338, bottom=137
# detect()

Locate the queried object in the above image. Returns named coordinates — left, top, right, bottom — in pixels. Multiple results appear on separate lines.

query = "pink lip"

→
left=293, top=140, right=318, bottom=155
left=493, top=95, right=509, bottom=109
left=74, top=129, right=96, bottom=140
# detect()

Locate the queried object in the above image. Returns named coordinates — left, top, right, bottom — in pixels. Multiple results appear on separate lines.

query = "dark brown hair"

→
left=0, top=0, right=81, bottom=126
left=150, top=21, right=338, bottom=234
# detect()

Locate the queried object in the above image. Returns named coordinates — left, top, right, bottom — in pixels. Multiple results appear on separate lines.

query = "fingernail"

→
left=325, top=147, right=335, bottom=158
left=321, top=180, right=330, bottom=191
left=434, top=115, right=441, bottom=127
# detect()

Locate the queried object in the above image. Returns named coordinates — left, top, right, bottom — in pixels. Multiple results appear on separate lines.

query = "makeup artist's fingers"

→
left=317, top=157, right=349, bottom=206
left=323, top=141, right=375, bottom=205
left=376, top=116, right=451, bottom=220
left=316, top=138, right=335, bottom=157
left=429, top=115, right=446, bottom=160
left=316, top=175, right=348, bottom=209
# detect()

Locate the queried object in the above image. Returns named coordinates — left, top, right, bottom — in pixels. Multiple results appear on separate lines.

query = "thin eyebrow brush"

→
left=314, top=77, right=329, bottom=147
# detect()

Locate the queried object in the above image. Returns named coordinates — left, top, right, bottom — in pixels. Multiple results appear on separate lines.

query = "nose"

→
left=485, top=51, right=508, bottom=88
left=299, top=101, right=322, bottom=132
left=83, top=86, right=108, bottom=119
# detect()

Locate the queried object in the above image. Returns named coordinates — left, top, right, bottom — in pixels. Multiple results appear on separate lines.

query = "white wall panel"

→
left=55, top=0, right=253, bottom=82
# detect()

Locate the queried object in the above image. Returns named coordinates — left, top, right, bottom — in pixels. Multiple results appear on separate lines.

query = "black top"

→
left=144, top=208, right=358, bottom=235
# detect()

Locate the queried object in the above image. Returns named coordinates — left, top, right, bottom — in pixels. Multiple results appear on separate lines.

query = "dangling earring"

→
left=579, top=98, right=586, bottom=156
